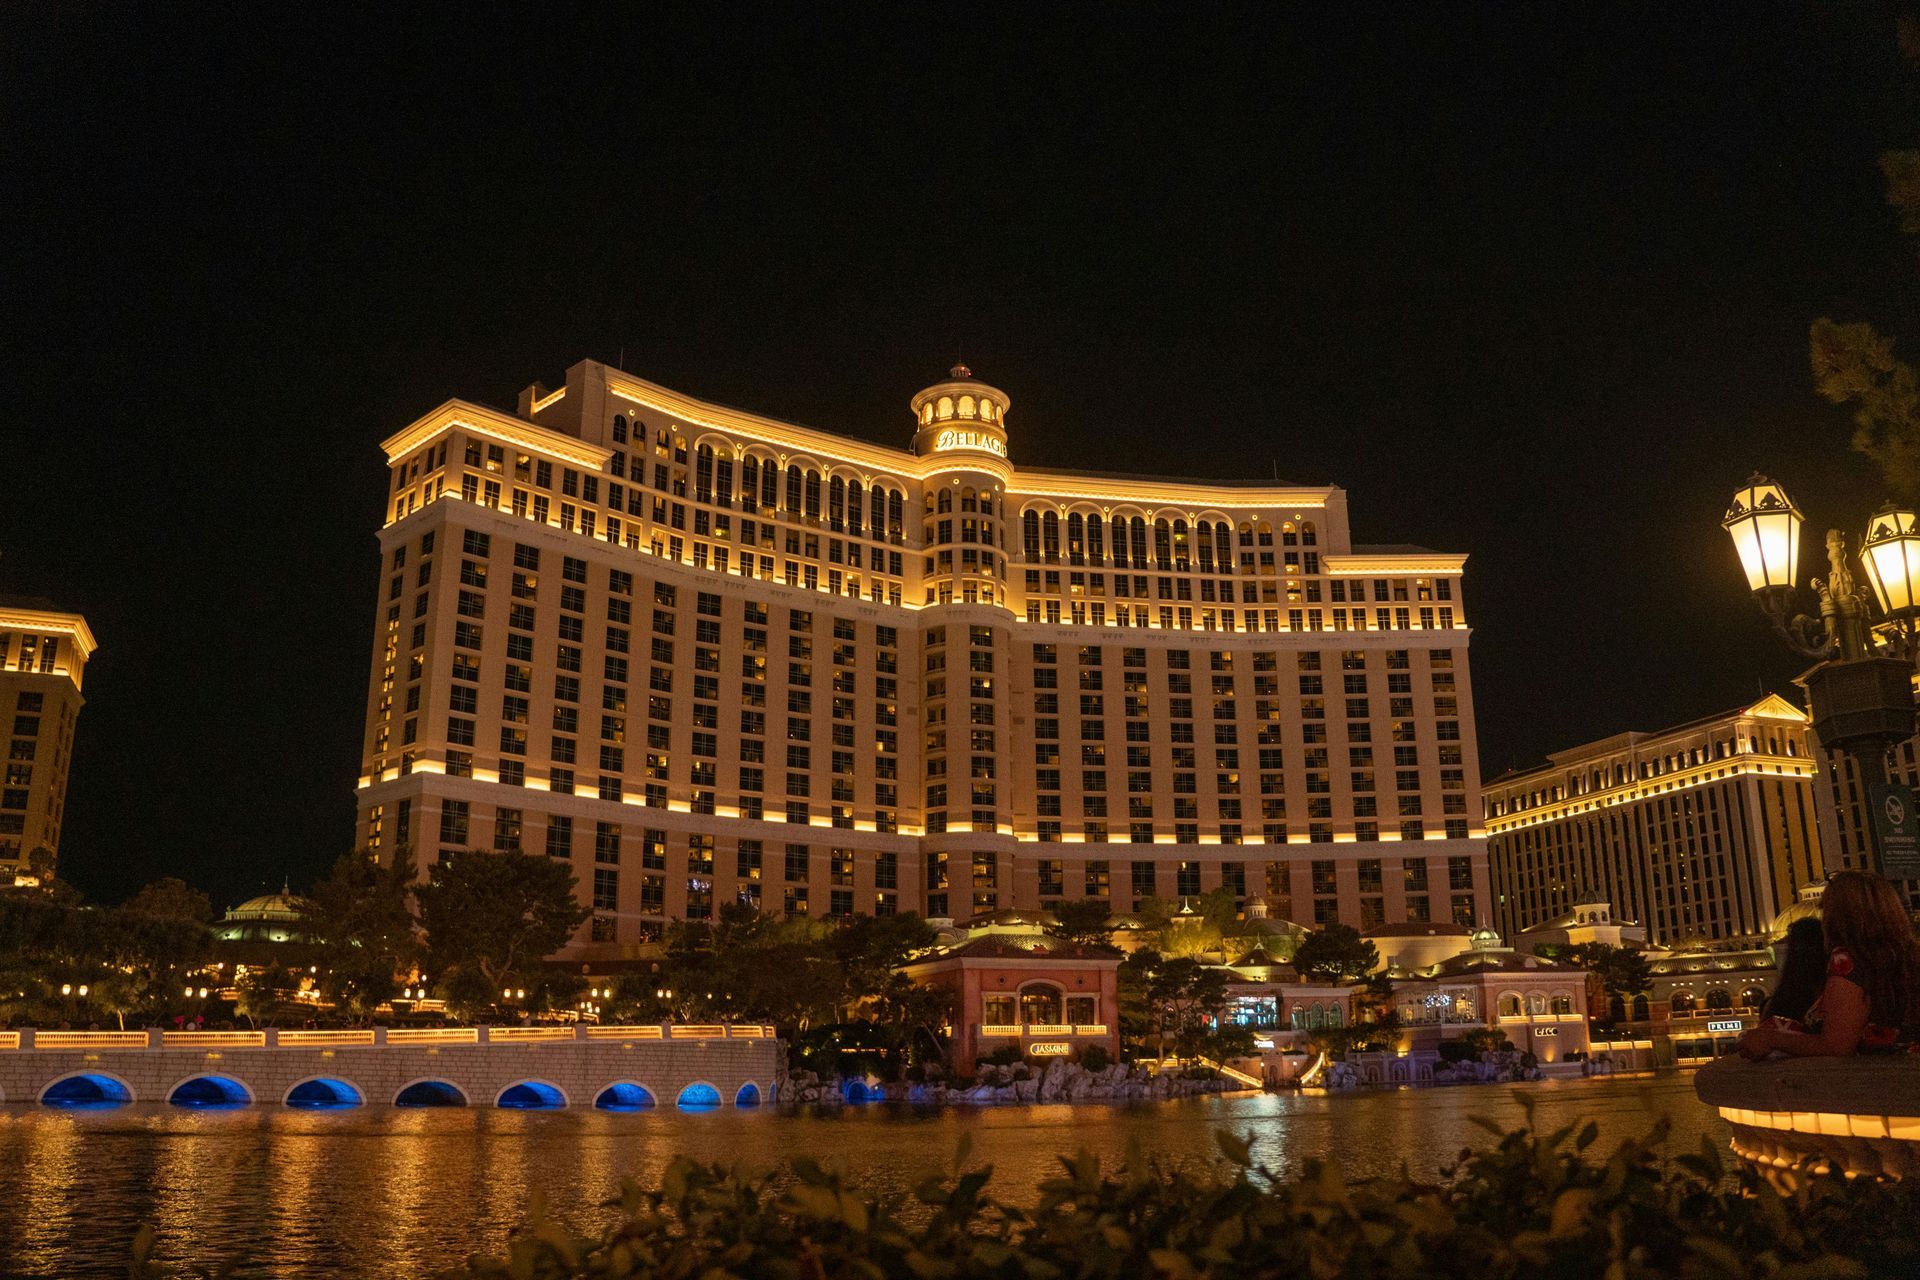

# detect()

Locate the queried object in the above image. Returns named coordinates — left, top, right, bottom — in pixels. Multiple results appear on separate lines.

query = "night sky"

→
left=6, top=6, right=1918, bottom=909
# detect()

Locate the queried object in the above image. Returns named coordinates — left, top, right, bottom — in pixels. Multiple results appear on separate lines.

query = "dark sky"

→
left=5, top=5, right=1918, bottom=909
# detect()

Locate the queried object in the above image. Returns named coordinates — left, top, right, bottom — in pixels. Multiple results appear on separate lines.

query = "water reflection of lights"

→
left=0, top=1077, right=1726, bottom=1275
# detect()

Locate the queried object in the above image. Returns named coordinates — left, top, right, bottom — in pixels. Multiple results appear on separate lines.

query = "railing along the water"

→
left=0, top=1024, right=775, bottom=1050
left=1694, top=1053, right=1920, bottom=1181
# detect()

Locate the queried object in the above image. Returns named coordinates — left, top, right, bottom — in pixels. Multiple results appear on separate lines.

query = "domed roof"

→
left=223, top=890, right=307, bottom=923
left=1767, top=882, right=1825, bottom=942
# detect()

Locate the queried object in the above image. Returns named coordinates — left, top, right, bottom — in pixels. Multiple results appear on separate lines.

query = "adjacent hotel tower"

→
left=356, top=360, right=1486, bottom=951
left=0, top=596, right=96, bottom=882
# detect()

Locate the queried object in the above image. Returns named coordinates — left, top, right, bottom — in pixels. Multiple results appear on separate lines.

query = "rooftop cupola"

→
left=910, top=364, right=1012, bottom=461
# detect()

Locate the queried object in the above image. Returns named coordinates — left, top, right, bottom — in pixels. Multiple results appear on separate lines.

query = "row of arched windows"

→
left=679, top=443, right=907, bottom=540
left=918, top=393, right=1000, bottom=425
left=1017, top=512, right=1314, bottom=572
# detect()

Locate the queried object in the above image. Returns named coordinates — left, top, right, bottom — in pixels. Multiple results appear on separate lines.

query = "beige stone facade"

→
left=0, top=1032, right=777, bottom=1109
left=1483, top=695, right=1826, bottom=947
left=0, top=598, right=95, bottom=881
left=355, top=359, right=1489, bottom=954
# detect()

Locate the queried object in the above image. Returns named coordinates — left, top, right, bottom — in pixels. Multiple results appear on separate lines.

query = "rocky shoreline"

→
left=777, top=1058, right=1240, bottom=1106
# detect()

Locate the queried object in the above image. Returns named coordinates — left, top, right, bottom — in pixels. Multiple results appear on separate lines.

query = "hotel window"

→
left=1130, top=860, right=1156, bottom=901
left=438, top=801, right=469, bottom=846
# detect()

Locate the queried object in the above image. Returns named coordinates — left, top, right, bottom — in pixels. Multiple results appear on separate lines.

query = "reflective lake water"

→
left=0, top=1073, right=1724, bottom=1278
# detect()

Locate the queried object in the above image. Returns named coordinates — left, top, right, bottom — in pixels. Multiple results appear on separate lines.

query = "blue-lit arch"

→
left=394, top=1078, right=468, bottom=1107
left=167, top=1075, right=254, bottom=1107
left=735, top=1082, right=762, bottom=1108
left=284, top=1077, right=364, bottom=1109
left=594, top=1082, right=657, bottom=1111
left=675, top=1082, right=722, bottom=1111
left=40, top=1072, right=134, bottom=1107
left=496, top=1080, right=567, bottom=1109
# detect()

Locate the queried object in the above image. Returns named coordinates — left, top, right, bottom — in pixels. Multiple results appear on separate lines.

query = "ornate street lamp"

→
left=1860, top=504, right=1920, bottom=626
left=1722, top=475, right=1920, bottom=876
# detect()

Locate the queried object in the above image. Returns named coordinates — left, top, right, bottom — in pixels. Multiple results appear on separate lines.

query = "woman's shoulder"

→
left=1828, top=948, right=1864, bottom=981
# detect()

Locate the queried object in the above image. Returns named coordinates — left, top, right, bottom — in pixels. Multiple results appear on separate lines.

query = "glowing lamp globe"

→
left=1723, top=475, right=1803, bottom=595
left=1861, top=504, right=1920, bottom=617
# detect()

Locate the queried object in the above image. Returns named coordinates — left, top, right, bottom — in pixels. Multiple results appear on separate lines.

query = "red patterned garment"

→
left=1826, top=949, right=1904, bottom=1051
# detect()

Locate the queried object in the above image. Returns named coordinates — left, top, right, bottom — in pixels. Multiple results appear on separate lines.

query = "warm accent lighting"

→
left=1722, top=474, right=1803, bottom=594
left=1860, top=503, right=1920, bottom=618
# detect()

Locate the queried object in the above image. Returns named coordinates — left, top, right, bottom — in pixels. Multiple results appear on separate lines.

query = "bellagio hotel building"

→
left=356, top=360, right=1489, bottom=951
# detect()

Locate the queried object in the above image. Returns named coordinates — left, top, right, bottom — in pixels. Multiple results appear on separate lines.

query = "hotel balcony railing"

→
left=1495, top=1012, right=1586, bottom=1025
left=0, top=1023, right=777, bottom=1050
left=979, top=1024, right=1109, bottom=1038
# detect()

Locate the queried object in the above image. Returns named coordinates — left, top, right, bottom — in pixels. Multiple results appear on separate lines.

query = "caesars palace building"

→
left=356, top=359, right=1488, bottom=952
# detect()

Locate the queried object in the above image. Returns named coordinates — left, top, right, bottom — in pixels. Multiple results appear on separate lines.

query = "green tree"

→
left=1149, top=956, right=1235, bottom=1061
left=1809, top=21, right=1920, bottom=497
left=414, top=851, right=588, bottom=1005
left=831, top=913, right=936, bottom=1018
left=1049, top=899, right=1115, bottom=948
left=123, top=877, right=213, bottom=925
left=1290, top=923, right=1379, bottom=983
left=301, top=851, right=419, bottom=1016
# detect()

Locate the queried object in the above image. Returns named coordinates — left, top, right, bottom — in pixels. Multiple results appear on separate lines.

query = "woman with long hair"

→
left=1738, top=871, right=1919, bottom=1059
left=1761, top=915, right=1827, bottom=1030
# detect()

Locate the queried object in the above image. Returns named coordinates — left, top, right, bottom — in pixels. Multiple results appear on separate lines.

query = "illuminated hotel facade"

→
left=356, top=359, right=1487, bottom=951
left=1482, top=695, right=1826, bottom=947
left=0, top=597, right=97, bottom=882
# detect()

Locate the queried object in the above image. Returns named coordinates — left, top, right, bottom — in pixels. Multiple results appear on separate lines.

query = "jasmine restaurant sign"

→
left=934, top=428, right=1007, bottom=458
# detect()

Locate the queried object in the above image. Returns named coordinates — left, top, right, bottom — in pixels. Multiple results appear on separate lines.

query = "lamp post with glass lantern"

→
left=1721, top=475, right=1920, bottom=876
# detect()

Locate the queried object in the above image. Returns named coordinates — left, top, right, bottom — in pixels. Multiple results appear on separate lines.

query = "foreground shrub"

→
left=131, top=1095, right=1920, bottom=1278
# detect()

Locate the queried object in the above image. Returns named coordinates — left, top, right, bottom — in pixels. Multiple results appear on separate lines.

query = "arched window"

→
left=888, top=489, right=903, bottom=538
left=960, top=486, right=976, bottom=512
left=695, top=444, right=714, bottom=503
left=1042, top=511, right=1060, bottom=561
left=1325, top=1004, right=1343, bottom=1028
left=937, top=395, right=954, bottom=419
left=1671, top=991, right=1696, bottom=1014
left=1214, top=522, right=1233, bottom=570
left=938, top=488, right=952, bottom=514
left=1631, top=994, right=1650, bottom=1020
left=1527, top=992, right=1546, bottom=1016
left=1549, top=991, right=1573, bottom=1015
left=1197, top=525, right=1214, bottom=571
left=1301, top=520, right=1318, bottom=546
left=1704, top=988, right=1733, bottom=1012
left=1498, top=993, right=1524, bottom=1017
left=1130, top=517, right=1148, bottom=567
left=740, top=456, right=760, bottom=511
left=804, top=470, right=821, bottom=519
left=612, top=413, right=628, bottom=443
left=1153, top=518, right=1172, bottom=569
left=847, top=479, right=864, bottom=536
left=980, top=399, right=994, bottom=421
left=714, top=453, right=733, bottom=506
left=958, top=394, right=976, bottom=418
left=1066, top=513, right=1084, bottom=564
left=1023, top=510, right=1041, bottom=558
left=1112, top=515, right=1131, bottom=567
left=1739, top=987, right=1767, bottom=1010
left=829, top=476, right=845, bottom=530
left=1171, top=518, right=1190, bottom=570
left=1018, top=982, right=1062, bottom=1025
left=761, top=460, right=779, bottom=510
left=1087, top=513, right=1105, bottom=562
left=786, top=465, right=803, bottom=513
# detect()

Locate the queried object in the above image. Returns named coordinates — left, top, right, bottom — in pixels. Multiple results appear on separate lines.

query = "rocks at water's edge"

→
left=1319, top=1050, right=1542, bottom=1090
left=773, top=1058, right=1236, bottom=1105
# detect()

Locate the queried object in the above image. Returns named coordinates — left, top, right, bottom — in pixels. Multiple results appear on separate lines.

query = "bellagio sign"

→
left=933, top=428, right=1007, bottom=458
